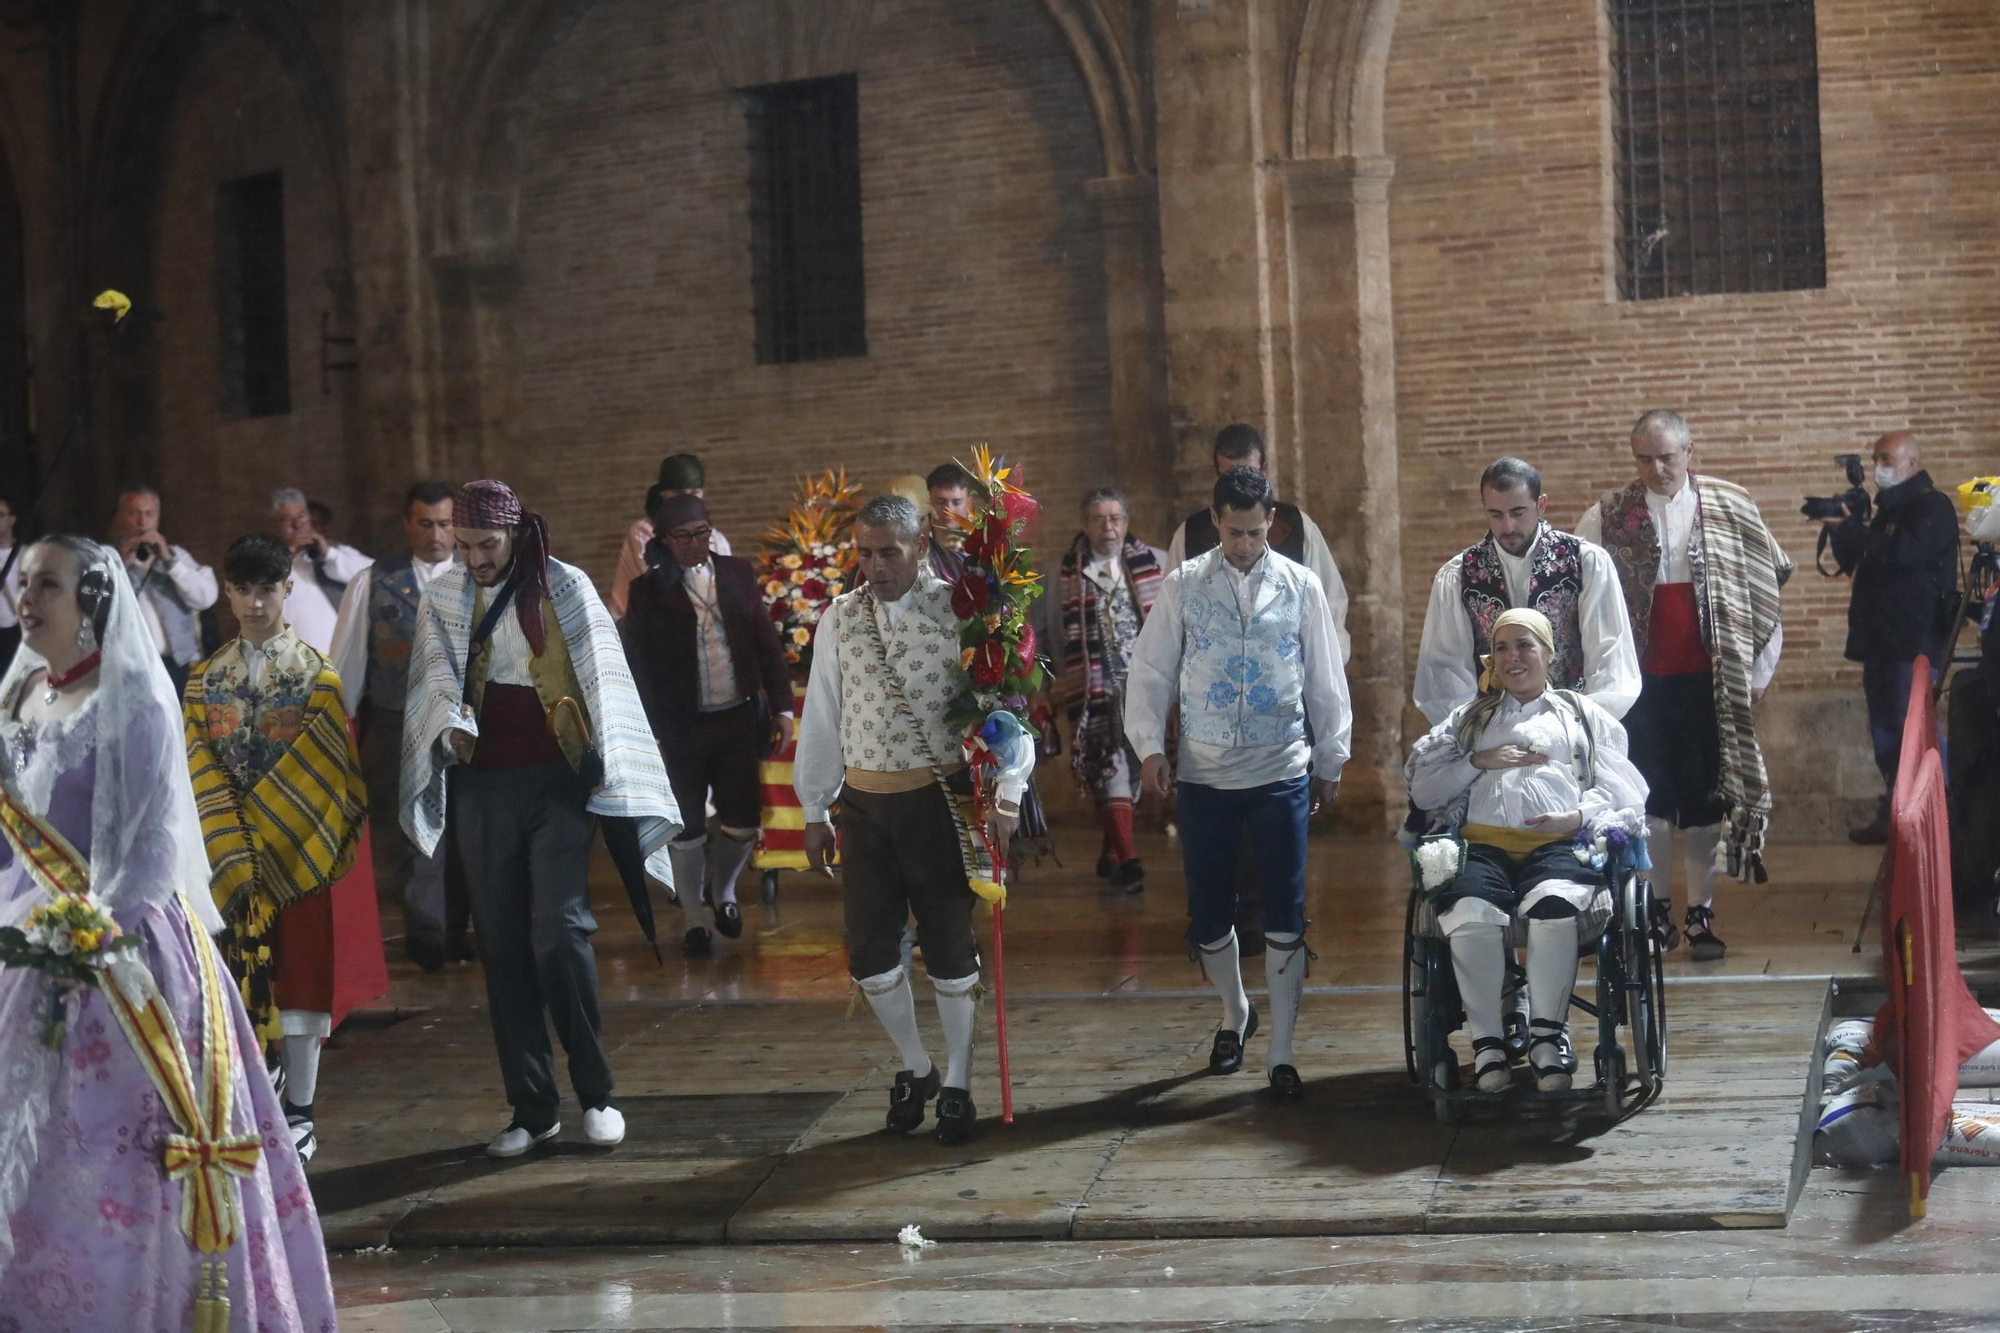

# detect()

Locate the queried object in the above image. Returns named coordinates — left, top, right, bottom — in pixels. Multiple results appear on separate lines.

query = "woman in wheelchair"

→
left=1405, top=608, right=1650, bottom=1095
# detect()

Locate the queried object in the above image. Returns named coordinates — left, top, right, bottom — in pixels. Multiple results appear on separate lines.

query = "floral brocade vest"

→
left=1596, top=478, right=1712, bottom=660
left=1457, top=527, right=1586, bottom=690
left=1176, top=550, right=1307, bottom=751
left=195, top=627, right=321, bottom=787
left=830, top=571, right=971, bottom=772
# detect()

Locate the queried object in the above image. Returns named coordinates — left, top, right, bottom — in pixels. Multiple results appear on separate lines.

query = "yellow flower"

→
left=961, top=647, right=977, bottom=669
left=983, top=612, right=1002, bottom=632
left=70, top=927, right=103, bottom=953
left=790, top=626, right=811, bottom=645
left=781, top=554, right=804, bottom=570
left=765, top=579, right=787, bottom=598
left=791, top=597, right=813, bottom=614
left=827, top=582, right=843, bottom=596
left=790, top=568, right=807, bottom=585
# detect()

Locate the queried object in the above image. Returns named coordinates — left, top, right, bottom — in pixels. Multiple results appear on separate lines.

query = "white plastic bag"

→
left=1814, top=1083, right=1899, bottom=1168
left=1936, top=1103, right=2000, bottom=1167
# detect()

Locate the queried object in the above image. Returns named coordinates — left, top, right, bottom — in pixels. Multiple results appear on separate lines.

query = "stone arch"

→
left=78, top=1, right=351, bottom=523
left=432, top=0, right=1147, bottom=261
left=1288, top=0, right=1400, bottom=162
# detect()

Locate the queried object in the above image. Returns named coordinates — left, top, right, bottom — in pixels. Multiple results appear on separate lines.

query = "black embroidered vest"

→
left=1457, top=526, right=1586, bottom=688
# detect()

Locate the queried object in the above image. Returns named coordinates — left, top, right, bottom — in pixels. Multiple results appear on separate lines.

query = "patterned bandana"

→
left=453, top=479, right=552, bottom=654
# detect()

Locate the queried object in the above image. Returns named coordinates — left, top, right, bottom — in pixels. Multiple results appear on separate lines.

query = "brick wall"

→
left=1382, top=0, right=2000, bottom=832
left=497, top=0, right=1115, bottom=588
left=148, top=23, right=352, bottom=558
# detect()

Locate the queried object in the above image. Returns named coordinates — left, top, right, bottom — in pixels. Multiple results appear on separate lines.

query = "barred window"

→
left=743, top=74, right=866, bottom=364
left=215, top=171, right=293, bottom=416
left=1608, top=1, right=1825, bottom=301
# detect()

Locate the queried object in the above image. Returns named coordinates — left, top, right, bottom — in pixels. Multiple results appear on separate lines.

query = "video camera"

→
left=1803, top=454, right=1874, bottom=576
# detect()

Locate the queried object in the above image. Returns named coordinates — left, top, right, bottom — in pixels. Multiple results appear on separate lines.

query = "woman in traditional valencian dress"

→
left=0, top=536, right=336, bottom=1332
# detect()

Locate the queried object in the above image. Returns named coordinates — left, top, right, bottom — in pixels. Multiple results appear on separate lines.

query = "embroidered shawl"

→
left=1059, top=534, right=1163, bottom=789
left=1458, top=525, right=1586, bottom=689
left=183, top=629, right=366, bottom=1036
left=400, top=558, right=682, bottom=885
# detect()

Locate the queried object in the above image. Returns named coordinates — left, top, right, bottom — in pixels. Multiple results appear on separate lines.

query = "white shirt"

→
left=0, top=548, right=19, bottom=630
left=1166, top=508, right=1351, bottom=665
left=1575, top=485, right=1784, bottom=693
left=483, top=597, right=538, bottom=687
left=1406, top=692, right=1648, bottom=831
left=1413, top=529, right=1641, bottom=727
left=327, top=554, right=456, bottom=709
left=793, top=585, right=1023, bottom=824
left=124, top=545, right=220, bottom=658
left=681, top=561, right=742, bottom=710
left=1123, top=550, right=1352, bottom=790
left=285, top=544, right=372, bottom=654
left=610, top=518, right=731, bottom=618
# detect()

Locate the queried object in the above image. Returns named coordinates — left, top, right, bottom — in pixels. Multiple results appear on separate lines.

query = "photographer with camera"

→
left=1814, top=431, right=1961, bottom=844
left=111, top=484, right=218, bottom=692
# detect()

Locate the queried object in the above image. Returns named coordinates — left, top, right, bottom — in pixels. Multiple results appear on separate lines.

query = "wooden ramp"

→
left=311, top=979, right=1826, bottom=1246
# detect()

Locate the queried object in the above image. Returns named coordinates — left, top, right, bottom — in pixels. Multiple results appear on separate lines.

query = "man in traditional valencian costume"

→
left=1058, top=486, right=1164, bottom=892
left=622, top=492, right=795, bottom=954
left=401, top=481, right=682, bottom=1158
left=185, top=532, right=386, bottom=1164
left=1415, top=456, right=1641, bottom=727
left=329, top=479, right=462, bottom=970
left=609, top=454, right=733, bottom=620
left=1124, top=467, right=1351, bottom=1102
left=1576, top=411, right=1791, bottom=960
left=794, top=494, right=1031, bottom=1146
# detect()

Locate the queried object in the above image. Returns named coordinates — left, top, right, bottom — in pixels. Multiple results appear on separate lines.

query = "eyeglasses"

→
left=667, top=526, right=713, bottom=543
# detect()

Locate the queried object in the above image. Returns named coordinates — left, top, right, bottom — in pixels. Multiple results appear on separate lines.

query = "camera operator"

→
left=111, top=484, right=219, bottom=693
left=1817, top=431, right=1961, bottom=844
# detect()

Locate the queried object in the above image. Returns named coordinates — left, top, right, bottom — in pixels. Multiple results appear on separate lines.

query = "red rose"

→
left=970, top=640, right=1007, bottom=687
left=802, top=577, right=827, bottom=600
left=951, top=575, right=991, bottom=619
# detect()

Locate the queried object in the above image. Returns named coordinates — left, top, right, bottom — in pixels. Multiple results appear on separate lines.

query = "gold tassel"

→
left=844, top=978, right=863, bottom=1020
left=193, top=1259, right=231, bottom=1333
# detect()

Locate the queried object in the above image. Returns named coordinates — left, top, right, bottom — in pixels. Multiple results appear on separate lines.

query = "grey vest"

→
left=133, top=564, right=202, bottom=666
left=366, top=555, right=424, bottom=713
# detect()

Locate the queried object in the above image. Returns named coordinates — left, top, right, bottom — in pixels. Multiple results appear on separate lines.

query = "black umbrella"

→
left=549, top=698, right=665, bottom=964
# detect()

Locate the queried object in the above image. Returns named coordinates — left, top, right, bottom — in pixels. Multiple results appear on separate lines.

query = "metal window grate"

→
left=743, top=74, right=866, bottom=364
left=215, top=171, right=293, bottom=416
left=1608, top=0, right=1825, bottom=301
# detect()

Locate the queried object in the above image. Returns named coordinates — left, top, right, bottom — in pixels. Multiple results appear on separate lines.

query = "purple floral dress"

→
left=0, top=703, right=337, bottom=1333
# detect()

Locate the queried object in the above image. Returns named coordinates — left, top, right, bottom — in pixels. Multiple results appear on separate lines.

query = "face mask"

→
left=1874, top=465, right=1901, bottom=490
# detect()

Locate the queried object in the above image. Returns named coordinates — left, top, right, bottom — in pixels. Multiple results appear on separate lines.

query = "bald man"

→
left=1822, top=431, right=1961, bottom=843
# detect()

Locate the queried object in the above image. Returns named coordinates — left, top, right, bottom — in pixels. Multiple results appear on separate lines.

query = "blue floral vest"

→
left=1176, top=549, right=1308, bottom=750
left=367, top=555, right=424, bottom=713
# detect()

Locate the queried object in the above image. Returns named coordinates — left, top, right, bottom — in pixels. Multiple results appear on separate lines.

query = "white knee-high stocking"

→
left=281, top=1034, right=322, bottom=1110
left=669, top=837, right=708, bottom=920
left=707, top=826, right=757, bottom=908
left=931, top=972, right=978, bottom=1092
left=859, top=965, right=932, bottom=1078
left=1264, top=932, right=1308, bottom=1070
left=1682, top=822, right=1721, bottom=911
left=1198, top=929, right=1251, bottom=1033
left=1645, top=816, right=1675, bottom=903
left=1447, top=922, right=1507, bottom=1043
left=1526, top=916, right=1580, bottom=1025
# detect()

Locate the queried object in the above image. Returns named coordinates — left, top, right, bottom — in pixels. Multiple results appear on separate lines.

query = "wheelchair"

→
left=1402, top=856, right=1668, bottom=1123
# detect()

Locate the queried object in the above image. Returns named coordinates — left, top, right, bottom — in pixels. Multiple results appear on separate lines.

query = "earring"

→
left=76, top=622, right=96, bottom=653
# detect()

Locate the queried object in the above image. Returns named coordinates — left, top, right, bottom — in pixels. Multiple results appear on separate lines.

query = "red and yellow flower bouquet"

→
left=758, top=469, right=863, bottom=675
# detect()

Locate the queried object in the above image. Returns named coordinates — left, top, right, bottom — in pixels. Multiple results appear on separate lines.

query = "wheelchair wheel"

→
left=1403, top=889, right=1422, bottom=1084
left=1626, top=878, right=1667, bottom=1096
left=1596, top=1044, right=1627, bottom=1119
left=1432, top=1048, right=1464, bottom=1126
left=762, top=868, right=780, bottom=905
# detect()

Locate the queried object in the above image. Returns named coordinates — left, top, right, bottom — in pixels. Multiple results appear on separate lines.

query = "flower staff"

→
left=794, top=492, right=1034, bottom=1147
left=1405, top=607, right=1650, bottom=1093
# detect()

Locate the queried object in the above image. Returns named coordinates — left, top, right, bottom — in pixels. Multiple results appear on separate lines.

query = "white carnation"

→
left=1414, top=839, right=1461, bottom=890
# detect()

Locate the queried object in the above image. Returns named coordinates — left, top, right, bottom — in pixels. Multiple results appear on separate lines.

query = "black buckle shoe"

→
left=1649, top=896, right=1681, bottom=952
left=682, top=926, right=712, bottom=957
left=714, top=901, right=744, bottom=940
left=1267, top=1063, right=1303, bottom=1101
left=1113, top=859, right=1145, bottom=894
left=933, top=1087, right=977, bottom=1145
left=407, top=937, right=446, bottom=973
left=886, top=1066, right=942, bottom=1133
left=1209, top=1006, right=1259, bottom=1074
left=1684, top=906, right=1727, bottom=962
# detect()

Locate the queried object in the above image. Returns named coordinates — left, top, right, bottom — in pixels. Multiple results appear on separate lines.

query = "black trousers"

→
left=1623, top=670, right=1727, bottom=828
left=839, top=780, right=980, bottom=981
left=0, top=624, right=19, bottom=677
left=365, top=711, right=447, bottom=949
left=452, top=762, right=612, bottom=1122
left=664, top=700, right=763, bottom=836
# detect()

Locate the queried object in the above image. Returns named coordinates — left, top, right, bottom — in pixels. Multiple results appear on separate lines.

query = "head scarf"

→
left=657, top=454, right=705, bottom=490
left=454, top=480, right=552, bottom=655
left=650, top=492, right=708, bottom=534
left=1455, top=606, right=1558, bottom=753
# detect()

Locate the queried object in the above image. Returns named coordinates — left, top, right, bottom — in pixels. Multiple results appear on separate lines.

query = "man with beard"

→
left=401, top=481, right=681, bottom=1157
left=1415, top=456, right=1640, bottom=727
